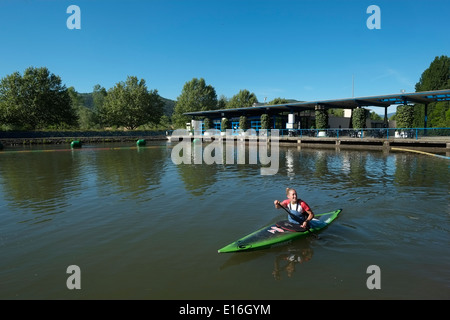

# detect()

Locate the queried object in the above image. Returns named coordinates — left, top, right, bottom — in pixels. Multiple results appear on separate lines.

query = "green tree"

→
left=268, top=97, right=289, bottom=105
left=352, top=108, right=368, bottom=129
left=261, top=114, right=270, bottom=129
left=0, top=71, right=23, bottom=128
left=203, top=117, right=212, bottom=130
left=239, top=115, right=248, bottom=131
left=413, top=55, right=450, bottom=127
left=92, top=84, right=107, bottom=125
left=221, top=118, right=229, bottom=132
left=396, top=105, right=414, bottom=128
left=0, top=67, right=76, bottom=129
left=227, top=89, right=258, bottom=109
left=158, top=115, right=172, bottom=130
left=315, top=109, right=328, bottom=129
left=217, top=95, right=228, bottom=109
left=329, top=108, right=344, bottom=117
left=172, top=78, right=217, bottom=128
left=100, top=76, right=164, bottom=130
left=369, top=111, right=382, bottom=121
left=68, top=87, right=96, bottom=129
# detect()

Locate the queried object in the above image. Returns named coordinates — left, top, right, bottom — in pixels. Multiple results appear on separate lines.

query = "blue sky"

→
left=0, top=0, right=449, bottom=114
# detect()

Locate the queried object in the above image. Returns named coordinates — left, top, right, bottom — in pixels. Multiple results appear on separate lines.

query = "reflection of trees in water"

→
left=277, top=148, right=392, bottom=191
left=346, top=152, right=368, bottom=187
left=0, top=151, right=81, bottom=219
left=278, top=147, right=449, bottom=194
left=174, top=140, right=270, bottom=196
left=313, top=150, right=330, bottom=178
left=393, top=154, right=448, bottom=188
left=95, top=146, right=166, bottom=198
left=176, top=163, right=218, bottom=196
left=285, top=149, right=295, bottom=180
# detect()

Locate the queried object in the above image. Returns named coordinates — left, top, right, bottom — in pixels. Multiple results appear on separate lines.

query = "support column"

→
left=287, top=113, right=295, bottom=130
left=424, top=103, right=428, bottom=129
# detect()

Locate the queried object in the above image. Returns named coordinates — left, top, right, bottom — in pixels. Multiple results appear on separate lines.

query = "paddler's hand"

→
left=274, top=200, right=281, bottom=208
left=301, top=221, right=308, bottom=229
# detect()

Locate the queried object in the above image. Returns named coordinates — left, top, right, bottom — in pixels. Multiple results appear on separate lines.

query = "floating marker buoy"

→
left=136, top=139, right=146, bottom=146
left=71, top=140, right=82, bottom=148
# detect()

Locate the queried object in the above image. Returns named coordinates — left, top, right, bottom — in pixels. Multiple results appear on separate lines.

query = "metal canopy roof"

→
left=184, top=89, right=450, bottom=119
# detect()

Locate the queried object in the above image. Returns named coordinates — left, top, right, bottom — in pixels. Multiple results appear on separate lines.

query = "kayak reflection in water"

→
left=272, top=247, right=314, bottom=280
left=274, top=188, right=314, bottom=229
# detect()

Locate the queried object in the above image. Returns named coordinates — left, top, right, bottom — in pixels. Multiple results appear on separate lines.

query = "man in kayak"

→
left=274, top=188, right=314, bottom=229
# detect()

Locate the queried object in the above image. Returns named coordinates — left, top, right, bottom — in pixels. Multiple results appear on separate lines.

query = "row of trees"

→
left=0, top=55, right=448, bottom=131
left=0, top=68, right=165, bottom=131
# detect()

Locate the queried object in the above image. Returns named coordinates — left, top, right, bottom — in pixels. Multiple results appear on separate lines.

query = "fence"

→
left=171, top=127, right=449, bottom=141
left=278, top=127, right=450, bottom=140
left=0, top=130, right=167, bottom=139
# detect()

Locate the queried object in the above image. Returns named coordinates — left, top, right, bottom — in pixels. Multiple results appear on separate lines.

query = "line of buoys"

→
left=136, top=139, right=146, bottom=146
left=391, top=147, right=450, bottom=160
left=70, top=140, right=82, bottom=149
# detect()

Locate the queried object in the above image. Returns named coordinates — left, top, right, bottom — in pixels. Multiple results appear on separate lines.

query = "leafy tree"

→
left=217, top=95, right=228, bottom=109
left=227, top=89, right=258, bottom=109
left=68, top=87, right=96, bottom=129
left=158, top=115, right=172, bottom=130
left=221, top=118, right=229, bottom=132
left=369, top=111, right=382, bottom=121
left=0, top=67, right=76, bottom=129
left=261, top=114, right=270, bottom=129
left=413, top=55, right=450, bottom=127
left=396, top=105, right=414, bottom=128
left=268, top=97, right=289, bottom=105
left=100, top=76, right=164, bottom=130
left=203, top=117, right=212, bottom=130
left=315, top=109, right=328, bottom=129
left=239, top=115, right=248, bottom=131
left=415, top=55, right=450, bottom=92
left=91, top=84, right=107, bottom=128
left=329, top=108, right=344, bottom=117
left=172, top=78, right=217, bottom=128
left=352, top=108, right=368, bottom=129
left=0, top=71, right=23, bottom=128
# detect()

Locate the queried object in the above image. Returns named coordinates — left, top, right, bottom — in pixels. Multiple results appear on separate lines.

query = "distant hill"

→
left=161, top=97, right=175, bottom=116
left=376, top=112, right=396, bottom=119
left=79, top=93, right=94, bottom=109
left=78, top=92, right=176, bottom=116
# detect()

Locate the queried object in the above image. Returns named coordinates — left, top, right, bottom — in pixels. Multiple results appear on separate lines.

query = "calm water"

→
left=0, top=141, right=449, bottom=300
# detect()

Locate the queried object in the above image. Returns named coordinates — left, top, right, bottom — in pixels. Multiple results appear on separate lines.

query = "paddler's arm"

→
left=274, top=200, right=285, bottom=209
left=301, top=209, right=314, bottom=229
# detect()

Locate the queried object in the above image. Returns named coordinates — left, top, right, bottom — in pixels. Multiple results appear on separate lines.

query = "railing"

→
left=0, top=130, right=167, bottom=139
left=278, top=128, right=450, bottom=140
left=167, top=128, right=450, bottom=141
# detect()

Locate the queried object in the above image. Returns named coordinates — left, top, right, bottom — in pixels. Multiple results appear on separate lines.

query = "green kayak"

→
left=218, top=209, right=342, bottom=253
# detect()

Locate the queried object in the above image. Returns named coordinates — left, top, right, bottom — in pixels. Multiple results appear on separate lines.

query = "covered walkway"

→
left=184, top=89, right=450, bottom=129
